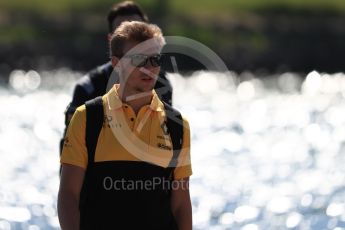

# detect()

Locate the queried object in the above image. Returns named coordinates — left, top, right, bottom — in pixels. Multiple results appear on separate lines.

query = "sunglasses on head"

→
left=123, top=54, right=163, bottom=67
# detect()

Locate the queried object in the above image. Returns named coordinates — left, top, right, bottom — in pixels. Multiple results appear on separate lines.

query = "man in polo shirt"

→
left=58, top=21, right=192, bottom=230
left=60, top=1, right=173, bottom=155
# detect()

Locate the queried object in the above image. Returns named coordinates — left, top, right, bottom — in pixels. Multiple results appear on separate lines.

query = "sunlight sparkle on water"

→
left=2, top=70, right=345, bottom=229
left=0, top=207, right=31, bottom=222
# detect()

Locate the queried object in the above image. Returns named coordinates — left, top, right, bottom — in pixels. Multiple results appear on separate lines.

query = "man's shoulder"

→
left=88, top=62, right=113, bottom=81
left=162, top=102, right=190, bottom=130
left=77, top=96, right=107, bottom=118
left=75, top=75, right=93, bottom=94
left=162, top=102, right=181, bottom=115
left=168, top=105, right=189, bottom=127
left=67, top=104, right=87, bottom=129
left=75, top=104, right=87, bottom=114
left=181, top=115, right=190, bottom=129
left=74, top=62, right=112, bottom=94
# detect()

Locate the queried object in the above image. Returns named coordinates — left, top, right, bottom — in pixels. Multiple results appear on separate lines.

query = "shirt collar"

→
left=106, top=85, right=122, bottom=111
left=150, top=90, right=164, bottom=112
left=106, top=84, right=164, bottom=112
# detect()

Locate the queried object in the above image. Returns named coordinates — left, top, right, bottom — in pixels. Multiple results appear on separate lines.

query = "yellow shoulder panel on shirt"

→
left=60, top=105, right=88, bottom=169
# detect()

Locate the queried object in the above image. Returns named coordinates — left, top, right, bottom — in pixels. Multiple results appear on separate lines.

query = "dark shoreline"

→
left=2, top=8, right=345, bottom=76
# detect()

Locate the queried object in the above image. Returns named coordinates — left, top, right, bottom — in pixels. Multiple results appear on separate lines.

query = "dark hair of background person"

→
left=107, top=1, right=149, bottom=33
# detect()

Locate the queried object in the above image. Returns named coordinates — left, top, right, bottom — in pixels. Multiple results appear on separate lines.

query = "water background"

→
left=1, top=69, right=345, bottom=230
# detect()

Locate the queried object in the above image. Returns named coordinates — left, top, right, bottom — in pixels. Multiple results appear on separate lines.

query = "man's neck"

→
left=118, top=86, right=153, bottom=115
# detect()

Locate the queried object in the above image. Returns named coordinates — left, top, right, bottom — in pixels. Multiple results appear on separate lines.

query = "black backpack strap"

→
left=59, top=98, right=104, bottom=176
left=80, top=96, right=104, bottom=210
left=163, top=102, right=184, bottom=179
left=85, top=96, right=104, bottom=167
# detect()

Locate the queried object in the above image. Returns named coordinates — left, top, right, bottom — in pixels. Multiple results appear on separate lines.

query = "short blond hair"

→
left=109, top=21, right=165, bottom=58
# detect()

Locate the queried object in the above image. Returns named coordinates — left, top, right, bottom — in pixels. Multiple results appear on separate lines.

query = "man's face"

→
left=117, top=39, right=162, bottom=95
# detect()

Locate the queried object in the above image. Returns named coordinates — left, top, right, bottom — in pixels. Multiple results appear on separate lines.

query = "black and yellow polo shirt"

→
left=61, top=85, right=191, bottom=229
left=61, top=84, right=192, bottom=179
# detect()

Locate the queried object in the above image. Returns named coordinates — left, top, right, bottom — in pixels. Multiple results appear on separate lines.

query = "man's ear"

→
left=111, top=56, right=119, bottom=68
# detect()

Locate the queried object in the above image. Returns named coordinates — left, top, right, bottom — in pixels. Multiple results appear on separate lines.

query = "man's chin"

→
left=134, top=86, right=154, bottom=93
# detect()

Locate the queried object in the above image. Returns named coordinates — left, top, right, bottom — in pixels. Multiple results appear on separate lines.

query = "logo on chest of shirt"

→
left=157, top=135, right=170, bottom=140
left=104, top=115, right=111, bottom=128
left=105, top=115, right=122, bottom=128
left=157, top=143, right=172, bottom=151
left=157, top=121, right=172, bottom=150
left=160, top=121, right=169, bottom=135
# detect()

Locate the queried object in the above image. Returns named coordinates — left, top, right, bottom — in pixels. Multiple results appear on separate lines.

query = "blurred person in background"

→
left=59, top=1, right=173, bottom=154
left=58, top=21, right=192, bottom=230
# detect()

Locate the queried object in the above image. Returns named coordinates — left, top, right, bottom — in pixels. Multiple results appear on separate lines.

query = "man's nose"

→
left=143, top=59, right=157, bottom=69
left=139, top=67, right=159, bottom=80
